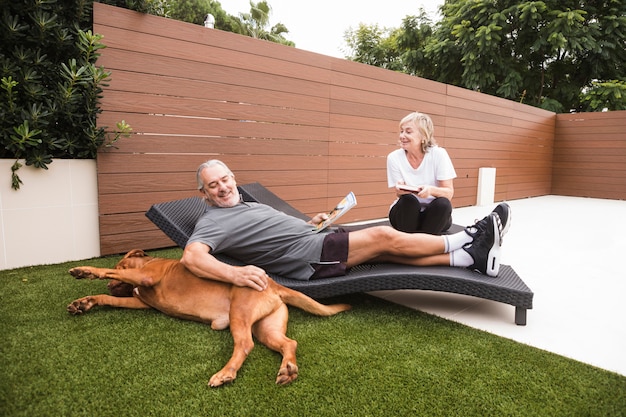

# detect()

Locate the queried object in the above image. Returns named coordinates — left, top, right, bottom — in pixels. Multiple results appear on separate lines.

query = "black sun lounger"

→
left=146, top=183, right=533, bottom=325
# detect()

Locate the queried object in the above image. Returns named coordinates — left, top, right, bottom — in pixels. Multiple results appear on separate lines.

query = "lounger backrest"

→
left=145, top=182, right=309, bottom=248
left=145, top=196, right=206, bottom=248
left=237, top=182, right=309, bottom=221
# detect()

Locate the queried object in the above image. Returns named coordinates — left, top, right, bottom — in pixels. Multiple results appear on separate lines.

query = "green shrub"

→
left=0, top=0, right=130, bottom=190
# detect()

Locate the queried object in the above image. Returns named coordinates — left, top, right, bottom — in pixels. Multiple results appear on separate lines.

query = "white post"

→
left=476, top=167, right=496, bottom=206
left=204, top=14, right=215, bottom=28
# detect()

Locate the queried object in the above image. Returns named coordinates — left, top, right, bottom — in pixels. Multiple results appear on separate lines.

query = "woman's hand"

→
left=395, top=181, right=423, bottom=197
left=416, top=185, right=431, bottom=198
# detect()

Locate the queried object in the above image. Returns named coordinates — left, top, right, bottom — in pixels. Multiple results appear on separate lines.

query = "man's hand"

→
left=230, top=265, right=269, bottom=291
left=308, top=212, right=329, bottom=226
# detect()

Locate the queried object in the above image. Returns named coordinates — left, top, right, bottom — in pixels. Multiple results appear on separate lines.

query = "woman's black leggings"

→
left=389, top=195, right=452, bottom=235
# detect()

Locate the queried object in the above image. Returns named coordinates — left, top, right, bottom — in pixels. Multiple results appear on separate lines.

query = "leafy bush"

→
left=580, top=80, right=626, bottom=112
left=0, top=0, right=130, bottom=190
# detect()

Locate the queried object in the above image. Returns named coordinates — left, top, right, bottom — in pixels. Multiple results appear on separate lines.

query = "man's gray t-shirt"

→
left=187, top=202, right=326, bottom=280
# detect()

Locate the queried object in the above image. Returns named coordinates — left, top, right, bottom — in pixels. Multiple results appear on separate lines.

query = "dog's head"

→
left=116, top=249, right=155, bottom=269
left=107, top=249, right=155, bottom=297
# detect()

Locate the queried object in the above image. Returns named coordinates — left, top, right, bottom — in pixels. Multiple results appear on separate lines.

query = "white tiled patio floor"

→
left=371, top=195, right=626, bottom=376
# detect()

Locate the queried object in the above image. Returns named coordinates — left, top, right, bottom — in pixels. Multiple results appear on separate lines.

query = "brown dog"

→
left=67, top=249, right=350, bottom=387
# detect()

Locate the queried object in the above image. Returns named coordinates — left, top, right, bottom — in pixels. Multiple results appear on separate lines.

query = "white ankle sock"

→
left=444, top=230, right=473, bottom=253
left=450, top=248, right=473, bottom=267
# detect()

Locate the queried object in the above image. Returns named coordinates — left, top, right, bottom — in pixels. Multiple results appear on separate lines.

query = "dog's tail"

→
left=274, top=283, right=351, bottom=316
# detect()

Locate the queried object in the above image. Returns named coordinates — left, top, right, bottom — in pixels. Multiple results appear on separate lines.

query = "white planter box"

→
left=0, top=159, right=100, bottom=270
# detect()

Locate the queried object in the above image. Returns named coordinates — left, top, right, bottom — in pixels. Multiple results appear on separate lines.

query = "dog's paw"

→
left=69, top=267, right=98, bottom=280
left=208, top=371, right=236, bottom=388
left=67, top=297, right=96, bottom=315
left=276, top=361, right=298, bottom=385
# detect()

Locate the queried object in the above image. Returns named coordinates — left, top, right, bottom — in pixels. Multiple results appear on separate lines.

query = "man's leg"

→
left=346, top=226, right=456, bottom=267
left=346, top=205, right=510, bottom=276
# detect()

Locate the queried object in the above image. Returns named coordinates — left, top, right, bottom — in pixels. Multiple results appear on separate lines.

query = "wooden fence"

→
left=553, top=111, right=626, bottom=198
left=93, top=3, right=623, bottom=255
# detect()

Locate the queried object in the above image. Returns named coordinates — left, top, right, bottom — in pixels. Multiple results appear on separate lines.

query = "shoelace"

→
left=474, top=214, right=504, bottom=243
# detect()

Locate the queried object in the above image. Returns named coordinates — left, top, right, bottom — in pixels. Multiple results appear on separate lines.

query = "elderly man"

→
left=181, top=160, right=510, bottom=291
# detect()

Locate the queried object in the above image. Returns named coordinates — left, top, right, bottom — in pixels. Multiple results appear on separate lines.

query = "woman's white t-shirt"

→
left=386, top=146, right=457, bottom=205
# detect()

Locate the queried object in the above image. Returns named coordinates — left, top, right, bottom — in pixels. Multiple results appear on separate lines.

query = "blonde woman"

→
left=387, top=112, right=456, bottom=235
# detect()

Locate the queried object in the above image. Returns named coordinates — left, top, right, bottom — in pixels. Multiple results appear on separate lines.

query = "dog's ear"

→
left=124, top=249, right=147, bottom=259
left=118, top=249, right=152, bottom=270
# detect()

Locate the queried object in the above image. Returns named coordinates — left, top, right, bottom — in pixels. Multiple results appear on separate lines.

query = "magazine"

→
left=313, top=191, right=357, bottom=233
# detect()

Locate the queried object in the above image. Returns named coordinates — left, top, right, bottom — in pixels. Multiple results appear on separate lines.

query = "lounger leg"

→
left=515, top=307, right=527, bottom=326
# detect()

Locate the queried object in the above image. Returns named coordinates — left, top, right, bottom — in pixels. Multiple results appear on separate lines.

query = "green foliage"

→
left=233, top=1, right=293, bottom=45
left=396, top=12, right=435, bottom=77
left=344, top=0, right=626, bottom=113
left=1, top=248, right=626, bottom=416
left=580, top=80, right=626, bottom=111
left=0, top=0, right=131, bottom=189
left=169, top=0, right=225, bottom=26
left=168, top=0, right=294, bottom=45
left=98, top=0, right=169, bottom=15
left=343, top=24, right=403, bottom=71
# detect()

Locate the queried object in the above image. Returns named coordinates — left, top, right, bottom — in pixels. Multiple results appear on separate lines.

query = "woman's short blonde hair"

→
left=400, top=112, right=437, bottom=153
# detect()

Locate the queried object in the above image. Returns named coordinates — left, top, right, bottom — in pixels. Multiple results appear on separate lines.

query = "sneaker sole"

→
left=494, top=203, right=511, bottom=243
left=485, top=213, right=501, bottom=277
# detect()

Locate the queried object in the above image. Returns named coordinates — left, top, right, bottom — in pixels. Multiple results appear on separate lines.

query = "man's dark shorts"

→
left=310, top=228, right=349, bottom=279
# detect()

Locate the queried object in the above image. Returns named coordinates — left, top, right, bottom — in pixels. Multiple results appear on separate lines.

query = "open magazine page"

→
left=314, top=192, right=357, bottom=233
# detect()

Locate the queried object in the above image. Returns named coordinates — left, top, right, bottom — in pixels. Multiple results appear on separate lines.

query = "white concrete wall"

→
left=0, top=159, right=100, bottom=270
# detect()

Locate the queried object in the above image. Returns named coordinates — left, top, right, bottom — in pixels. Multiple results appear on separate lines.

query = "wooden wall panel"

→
left=92, top=4, right=622, bottom=255
left=443, top=86, right=555, bottom=203
left=553, top=111, right=626, bottom=199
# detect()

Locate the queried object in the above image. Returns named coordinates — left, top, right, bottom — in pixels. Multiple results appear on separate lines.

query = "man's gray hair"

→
left=196, top=159, right=234, bottom=190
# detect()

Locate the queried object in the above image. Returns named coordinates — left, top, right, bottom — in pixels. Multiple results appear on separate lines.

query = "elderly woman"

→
left=387, top=112, right=456, bottom=235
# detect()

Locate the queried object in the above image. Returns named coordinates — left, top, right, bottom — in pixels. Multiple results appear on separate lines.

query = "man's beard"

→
left=210, top=189, right=241, bottom=208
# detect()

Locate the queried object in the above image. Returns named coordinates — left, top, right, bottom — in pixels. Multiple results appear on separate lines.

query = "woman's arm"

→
left=417, top=178, right=454, bottom=200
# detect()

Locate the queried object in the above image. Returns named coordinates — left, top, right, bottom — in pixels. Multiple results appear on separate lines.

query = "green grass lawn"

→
left=1, top=248, right=625, bottom=417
